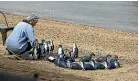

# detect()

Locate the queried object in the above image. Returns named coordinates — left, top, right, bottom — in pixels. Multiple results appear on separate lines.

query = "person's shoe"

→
left=21, top=51, right=33, bottom=60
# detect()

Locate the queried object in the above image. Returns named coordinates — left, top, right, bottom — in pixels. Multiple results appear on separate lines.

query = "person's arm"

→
left=25, top=26, right=36, bottom=47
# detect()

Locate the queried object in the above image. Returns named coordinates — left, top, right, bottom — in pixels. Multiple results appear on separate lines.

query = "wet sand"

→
left=0, top=14, right=138, bottom=81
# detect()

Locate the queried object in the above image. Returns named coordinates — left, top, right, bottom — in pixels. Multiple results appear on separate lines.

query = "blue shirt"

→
left=6, top=22, right=36, bottom=53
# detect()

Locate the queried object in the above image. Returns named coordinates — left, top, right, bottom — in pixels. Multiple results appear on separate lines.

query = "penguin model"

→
left=105, top=55, right=120, bottom=69
left=63, top=49, right=75, bottom=62
left=66, top=59, right=82, bottom=70
left=43, top=41, right=49, bottom=58
left=50, top=39, right=54, bottom=53
left=95, top=54, right=111, bottom=63
left=58, top=45, right=64, bottom=55
left=71, top=43, right=78, bottom=58
left=79, top=61, right=95, bottom=70
left=47, top=41, right=51, bottom=55
left=32, top=47, right=38, bottom=60
left=79, top=52, right=95, bottom=70
left=54, top=54, right=68, bottom=68
left=80, top=59, right=106, bottom=70
left=79, top=52, right=95, bottom=62
left=32, top=39, right=40, bottom=59
left=64, top=49, right=71, bottom=57
left=93, top=60, right=106, bottom=70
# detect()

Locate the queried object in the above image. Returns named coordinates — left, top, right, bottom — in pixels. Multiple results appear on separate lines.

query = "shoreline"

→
left=2, top=12, right=138, bottom=34
left=0, top=13, right=138, bottom=54
left=0, top=13, right=137, bottom=54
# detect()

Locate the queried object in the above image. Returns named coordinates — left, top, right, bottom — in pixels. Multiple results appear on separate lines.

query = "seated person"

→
left=6, top=13, right=39, bottom=55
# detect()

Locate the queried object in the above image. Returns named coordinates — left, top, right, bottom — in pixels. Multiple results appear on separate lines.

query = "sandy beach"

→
left=0, top=14, right=138, bottom=81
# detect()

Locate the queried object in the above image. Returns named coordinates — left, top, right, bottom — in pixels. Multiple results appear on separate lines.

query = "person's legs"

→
left=6, top=42, right=33, bottom=60
left=20, top=42, right=33, bottom=60
left=6, top=42, right=32, bottom=54
left=21, top=42, right=32, bottom=54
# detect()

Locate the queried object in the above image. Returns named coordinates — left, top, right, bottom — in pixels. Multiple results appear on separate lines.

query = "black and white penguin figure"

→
left=50, top=39, right=54, bottom=53
left=64, top=49, right=70, bottom=57
left=34, top=39, right=40, bottom=49
left=43, top=41, right=49, bottom=58
left=110, top=55, right=119, bottom=63
left=84, top=60, right=97, bottom=70
left=95, top=54, right=112, bottom=63
left=71, top=43, right=78, bottom=58
left=79, top=53, right=95, bottom=70
left=93, top=60, right=106, bottom=70
left=32, top=39, right=40, bottom=59
left=32, top=47, right=38, bottom=60
left=54, top=54, right=68, bottom=68
left=79, top=60, right=95, bottom=70
left=64, top=49, right=75, bottom=62
left=66, top=59, right=82, bottom=70
left=36, top=39, right=41, bottom=55
left=58, top=45, right=64, bottom=55
left=47, top=41, right=51, bottom=55
left=39, top=43, right=45, bottom=58
left=105, top=55, right=120, bottom=69
left=39, top=39, right=46, bottom=58
left=79, top=52, right=95, bottom=62
left=80, top=59, right=106, bottom=70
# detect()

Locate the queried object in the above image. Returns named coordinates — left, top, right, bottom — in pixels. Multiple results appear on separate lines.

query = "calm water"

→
left=0, top=1, right=138, bottom=33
